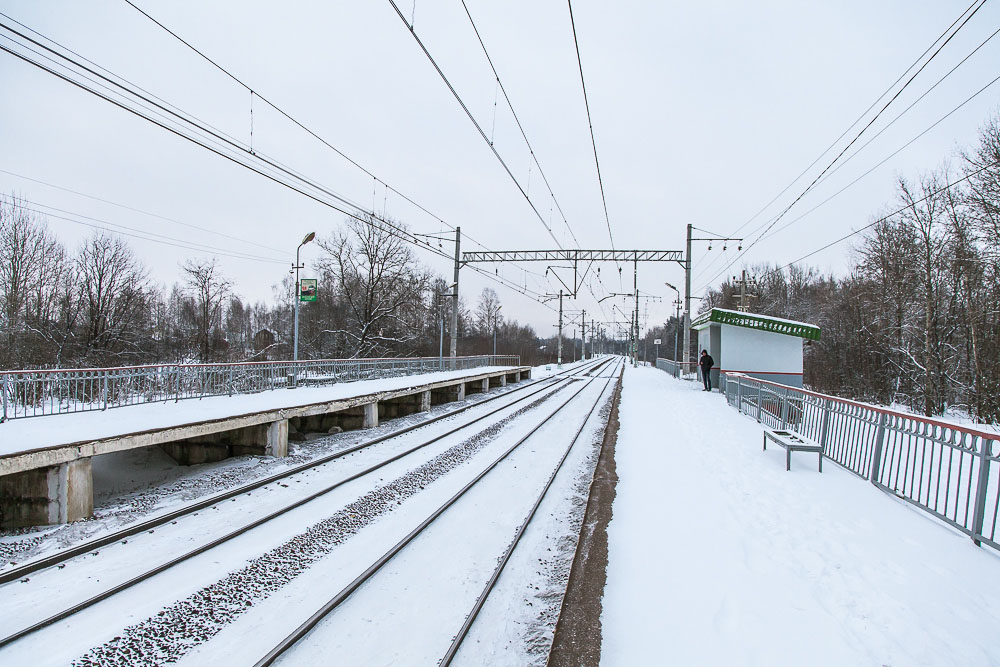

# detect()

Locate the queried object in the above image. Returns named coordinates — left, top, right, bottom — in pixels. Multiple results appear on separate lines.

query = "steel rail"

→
left=0, top=359, right=612, bottom=649
left=440, top=360, right=622, bottom=665
left=253, top=358, right=621, bottom=666
left=0, top=358, right=602, bottom=586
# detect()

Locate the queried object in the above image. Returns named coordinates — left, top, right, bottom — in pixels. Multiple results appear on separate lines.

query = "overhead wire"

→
left=0, top=193, right=288, bottom=264
left=0, top=167, right=287, bottom=257
left=385, top=0, right=566, bottom=249
left=120, top=1, right=552, bottom=289
left=0, top=24, right=550, bottom=307
left=457, top=0, right=581, bottom=248
left=770, top=157, right=999, bottom=275
left=723, top=0, right=985, bottom=240
left=697, top=0, right=988, bottom=291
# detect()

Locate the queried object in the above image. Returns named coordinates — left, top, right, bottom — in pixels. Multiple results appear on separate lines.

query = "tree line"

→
left=697, top=114, right=1000, bottom=423
left=0, top=205, right=556, bottom=370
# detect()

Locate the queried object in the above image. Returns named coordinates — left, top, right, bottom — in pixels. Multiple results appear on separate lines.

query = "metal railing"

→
left=0, top=355, right=520, bottom=422
left=719, top=372, right=1000, bottom=551
left=655, top=358, right=698, bottom=379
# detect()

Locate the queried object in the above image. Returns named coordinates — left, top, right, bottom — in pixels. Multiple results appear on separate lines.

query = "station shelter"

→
left=690, top=308, right=821, bottom=389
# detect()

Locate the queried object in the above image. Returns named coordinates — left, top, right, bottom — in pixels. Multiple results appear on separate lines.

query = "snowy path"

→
left=601, top=365, right=1000, bottom=666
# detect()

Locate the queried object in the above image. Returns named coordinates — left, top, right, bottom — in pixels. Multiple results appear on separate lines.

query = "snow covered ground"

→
left=602, top=364, right=1000, bottom=666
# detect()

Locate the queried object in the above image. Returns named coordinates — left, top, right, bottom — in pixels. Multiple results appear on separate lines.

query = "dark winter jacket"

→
left=699, top=354, right=714, bottom=372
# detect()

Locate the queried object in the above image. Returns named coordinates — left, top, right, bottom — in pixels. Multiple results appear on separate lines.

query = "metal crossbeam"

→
left=462, top=249, right=683, bottom=263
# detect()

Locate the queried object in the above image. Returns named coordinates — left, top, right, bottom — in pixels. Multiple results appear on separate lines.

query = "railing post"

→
left=756, top=383, right=762, bottom=422
left=779, top=386, right=789, bottom=430
left=174, top=366, right=180, bottom=403
left=102, top=372, right=109, bottom=411
left=736, top=376, right=742, bottom=415
left=818, top=398, right=832, bottom=452
left=971, top=436, right=994, bottom=547
left=868, top=411, right=887, bottom=483
left=1, top=373, right=8, bottom=423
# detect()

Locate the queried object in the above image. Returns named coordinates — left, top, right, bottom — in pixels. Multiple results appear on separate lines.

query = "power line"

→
left=120, top=1, right=551, bottom=286
left=757, top=69, right=1000, bottom=245
left=0, top=193, right=288, bottom=264
left=384, top=0, right=565, bottom=249
left=0, top=167, right=287, bottom=257
left=698, top=0, right=988, bottom=290
left=566, top=0, right=616, bottom=256
left=771, top=158, right=999, bottom=274
left=724, top=0, right=986, bottom=240
left=457, top=0, right=581, bottom=248
left=0, top=28, right=551, bottom=307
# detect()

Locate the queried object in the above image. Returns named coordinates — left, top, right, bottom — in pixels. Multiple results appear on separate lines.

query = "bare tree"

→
left=317, top=215, right=428, bottom=357
left=76, top=232, right=151, bottom=364
left=181, top=258, right=232, bottom=363
left=474, top=287, right=503, bottom=337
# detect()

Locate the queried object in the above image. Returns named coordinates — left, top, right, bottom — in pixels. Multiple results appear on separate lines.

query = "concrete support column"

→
left=481, top=378, right=490, bottom=393
left=499, top=375, right=507, bottom=387
left=0, top=458, right=93, bottom=528
left=363, top=402, right=379, bottom=429
left=266, top=419, right=288, bottom=457
left=454, top=383, right=466, bottom=401
left=419, top=390, right=431, bottom=412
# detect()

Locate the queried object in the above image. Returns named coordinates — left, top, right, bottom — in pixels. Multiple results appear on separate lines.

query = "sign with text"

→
left=654, top=338, right=662, bottom=345
left=299, top=279, right=318, bottom=302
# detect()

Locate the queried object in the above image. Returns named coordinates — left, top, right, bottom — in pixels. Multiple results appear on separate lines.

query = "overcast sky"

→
left=1, top=0, right=998, bottom=337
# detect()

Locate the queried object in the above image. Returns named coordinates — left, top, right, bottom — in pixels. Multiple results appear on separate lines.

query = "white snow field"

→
left=602, top=364, right=1000, bottom=666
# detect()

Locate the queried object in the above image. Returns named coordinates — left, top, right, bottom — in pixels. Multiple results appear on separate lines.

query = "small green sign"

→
left=299, top=278, right=317, bottom=302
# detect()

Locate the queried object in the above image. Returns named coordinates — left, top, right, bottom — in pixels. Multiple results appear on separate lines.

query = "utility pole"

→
left=557, top=289, right=564, bottom=367
left=734, top=269, right=757, bottom=312
left=449, top=227, right=461, bottom=366
left=674, top=297, right=681, bottom=361
left=683, top=223, right=692, bottom=370
left=592, top=319, right=596, bottom=357
left=633, top=255, right=639, bottom=367
left=581, top=309, right=586, bottom=360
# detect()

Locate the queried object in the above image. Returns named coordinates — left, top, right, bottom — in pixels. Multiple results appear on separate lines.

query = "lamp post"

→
left=293, top=231, right=316, bottom=378
left=664, top=281, right=681, bottom=362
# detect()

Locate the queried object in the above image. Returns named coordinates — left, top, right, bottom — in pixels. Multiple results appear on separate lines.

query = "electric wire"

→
left=0, top=32, right=548, bottom=306
left=0, top=167, right=287, bottom=257
left=0, top=193, right=288, bottom=264
left=565, top=0, right=618, bottom=263
left=384, top=0, right=565, bottom=249
left=697, top=0, right=988, bottom=291
left=724, top=0, right=986, bottom=239
left=120, top=1, right=552, bottom=287
left=457, top=0, right=581, bottom=248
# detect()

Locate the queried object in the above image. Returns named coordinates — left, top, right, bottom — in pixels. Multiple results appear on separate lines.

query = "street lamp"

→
left=293, top=231, right=316, bottom=371
left=665, top=282, right=681, bottom=363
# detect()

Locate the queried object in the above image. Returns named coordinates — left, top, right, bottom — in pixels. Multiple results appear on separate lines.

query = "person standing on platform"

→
left=699, top=349, right=714, bottom=391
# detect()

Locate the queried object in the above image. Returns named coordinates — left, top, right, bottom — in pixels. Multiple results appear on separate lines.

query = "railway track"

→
left=0, top=357, right=615, bottom=665
left=254, top=358, right=623, bottom=666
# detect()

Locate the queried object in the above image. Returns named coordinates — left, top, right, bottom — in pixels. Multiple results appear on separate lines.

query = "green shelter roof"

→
left=690, top=308, right=821, bottom=341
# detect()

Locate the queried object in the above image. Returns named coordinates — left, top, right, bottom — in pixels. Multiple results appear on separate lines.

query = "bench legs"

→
left=763, top=432, right=823, bottom=472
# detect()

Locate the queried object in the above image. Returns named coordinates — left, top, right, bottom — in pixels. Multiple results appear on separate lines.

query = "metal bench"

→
left=763, top=428, right=823, bottom=472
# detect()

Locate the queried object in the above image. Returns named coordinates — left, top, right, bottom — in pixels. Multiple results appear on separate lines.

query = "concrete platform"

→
left=0, top=365, right=529, bottom=528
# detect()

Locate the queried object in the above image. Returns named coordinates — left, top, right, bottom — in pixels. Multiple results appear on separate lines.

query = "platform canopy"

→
left=691, top=308, right=820, bottom=341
